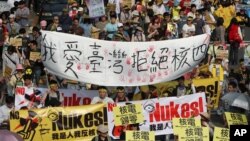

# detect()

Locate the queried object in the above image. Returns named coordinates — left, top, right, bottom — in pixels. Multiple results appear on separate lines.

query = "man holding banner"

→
left=91, top=86, right=114, bottom=104
left=42, top=80, right=64, bottom=107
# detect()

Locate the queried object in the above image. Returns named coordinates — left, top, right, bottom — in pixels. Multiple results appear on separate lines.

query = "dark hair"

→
left=177, top=76, right=185, bottom=81
left=191, top=4, right=196, bottom=8
left=23, top=74, right=33, bottom=80
left=14, top=1, right=19, bottom=7
left=18, top=0, right=25, bottom=5
left=7, top=45, right=16, bottom=53
left=29, top=40, right=37, bottom=46
left=228, top=81, right=237, bottom=88
left=117, top=86, right=125, bottom=91
left=216, top=17, right=224, bottom=26
left=6, top=96, right=14, bottom=104
left=98, top=86, right=107, bottom=90
left=32, top=26, right=40, bottom=32
left=19, top=28, right=26, bottom=34
left=49, top=80, right=58, bottom=85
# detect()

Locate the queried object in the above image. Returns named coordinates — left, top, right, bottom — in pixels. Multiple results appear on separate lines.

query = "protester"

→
left=228, top=17, right=243, bottom=65
left=91, top=86, right=114, bottom=104
left=182, top=16, right=195, bottom=38
left=0, top=96, right=14, bottom=126
left=39, top=20, right=47, bottom=30
left=2, top=45, right=21, bottom=76
left=91, top=124, right=113, bottom=141
left=114, top=87, right=129, bottom=103
left=6, top=14, right=20, bottom=37
left=104, top=15, right=118, bottom=40
left=15, top=1, right=30, bottom=28
left=172, top=76, right=196, bottom=97
left=8, top=64, right=24, bottom=94
left=47, top=16, right=63, bottom=32
left=42, top=80, right=64, bottom=107
left=24, top=40, right=43, bottom=86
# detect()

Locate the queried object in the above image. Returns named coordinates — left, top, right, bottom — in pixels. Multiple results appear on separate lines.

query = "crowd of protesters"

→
left=0, top=0, right=250, bottom=140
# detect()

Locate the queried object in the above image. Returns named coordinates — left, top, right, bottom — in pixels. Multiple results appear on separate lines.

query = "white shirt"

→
left=182, top=24, right=195, bottom=38
left=152, top=4, right=166, bottom=15
left=91, top=97, right=114, bottom=104
left=0, top=105, right=12, bottom=124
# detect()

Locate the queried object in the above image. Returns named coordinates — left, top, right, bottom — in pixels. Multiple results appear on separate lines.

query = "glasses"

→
left=54, top=18, right=59, bottom=20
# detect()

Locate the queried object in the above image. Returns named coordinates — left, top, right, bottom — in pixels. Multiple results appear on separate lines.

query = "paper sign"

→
left=113, top=104, right=144, bottom=126
left=172, top=118, right=201, bottom=135
left=10, top=38, right=22, bottom=46
left=29, top=52, right=41, bottom=61
left=4, top=65, right=12, bottom=77
left=126, top=131, right=155, bottom=141
left=178, top=127, right=209, bottom=141
left=216, top=49, right=228, bottom=59
left=225, top=112, right=248, bottom=126
left=213, top=127, right=229, bottom=141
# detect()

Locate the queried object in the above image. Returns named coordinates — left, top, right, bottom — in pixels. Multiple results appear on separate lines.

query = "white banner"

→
left=15, top=87, right=99, bottom=110
left=245, top=45, right=250, bottom=66
left=41, top=31, right=210, bottom=86
left=86, top=0, right=105, bottom=18
left=107, top=93, right=207, bottom=138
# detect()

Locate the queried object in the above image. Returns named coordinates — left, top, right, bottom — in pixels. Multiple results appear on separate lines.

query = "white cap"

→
left=117, top=23, right=123, bottom=28
left=78, top=7, right=83, bottom=12
left=9, top=14, right=15, bottom=18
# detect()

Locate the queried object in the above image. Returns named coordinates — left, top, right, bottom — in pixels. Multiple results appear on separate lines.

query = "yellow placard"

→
left=178, top=127, right=209, bottom=141
left=213, top=127, right=230, bottom=141
left=225, top=112, right=248, bottom=126
left=10, top=104, right=106, bottom=141
left=113, top=104, right=144, bottom=126
left=172, top=118, right=201, bottom=135
left=29, top=52, right=41, bottom=61
left=137, top=77, right=221, bottom=109
left=193, top=77, right=221, bottom=109
left=10, top=38, right=22, bottom=46
left=126, top=131, right=155, bottom=141
left=4, top=65, right=12, bottom=77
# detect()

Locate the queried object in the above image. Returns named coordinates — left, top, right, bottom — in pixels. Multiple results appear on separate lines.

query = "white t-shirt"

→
left=0, top=105, right=12, bottom=124
left=182, top=24, right=195, bottom=38
left=91, top=97, right=114, bottom=104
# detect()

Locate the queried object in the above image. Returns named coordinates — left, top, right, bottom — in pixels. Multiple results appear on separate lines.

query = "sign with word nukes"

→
left=10, top=104, right=107, bottom=141
left=107, top=93, right=207, bottom=139
left=41, top=31, right=210, bottom=86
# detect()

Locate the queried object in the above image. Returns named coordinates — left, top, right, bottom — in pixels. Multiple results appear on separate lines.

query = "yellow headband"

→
left=99, top=89, right=107, bottom=93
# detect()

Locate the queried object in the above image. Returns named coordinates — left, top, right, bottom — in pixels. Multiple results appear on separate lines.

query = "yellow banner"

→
left=225, top=112, right=248, bottom=126
left=113, top=104, right=144, bottom=126
left=126, top=131, right=155, bottom=141
left=193, top=77, right=221, bottom=109
left=213, top=127, right=229, bottom=141
left=147, top=77, right=221, bottom=109
left=178, top=127, right=209, bottom=141
left=172, top=118, right=201, bottom=135
left=10, top=104, right=107, bottom=141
